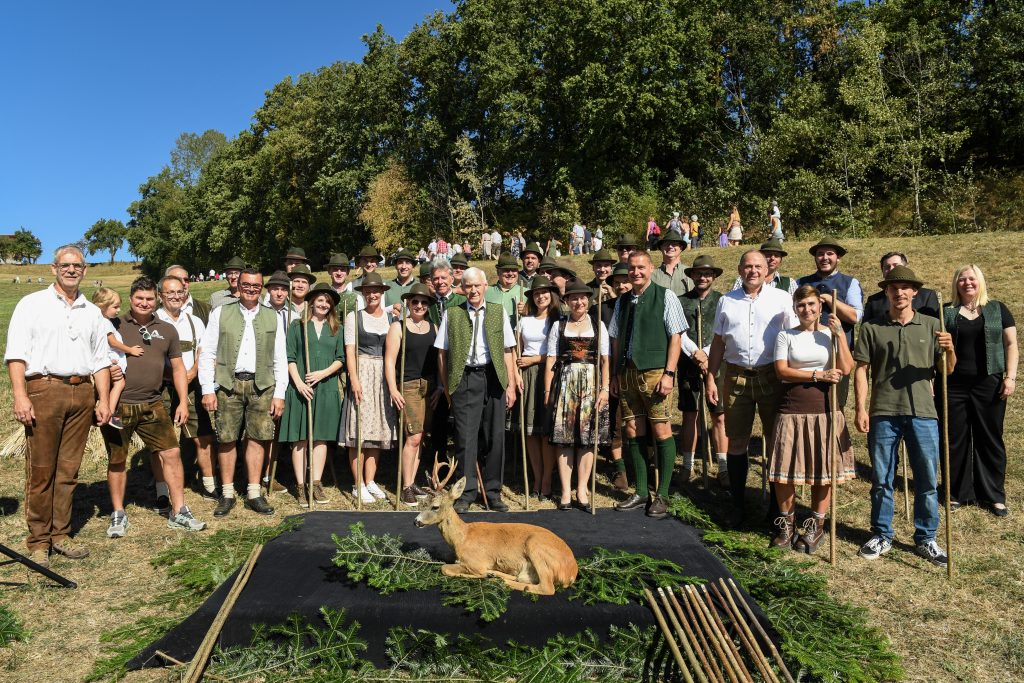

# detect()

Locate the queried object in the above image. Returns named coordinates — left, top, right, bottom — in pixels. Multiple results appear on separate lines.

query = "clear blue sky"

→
left=0, top=1, right=447, bottom=261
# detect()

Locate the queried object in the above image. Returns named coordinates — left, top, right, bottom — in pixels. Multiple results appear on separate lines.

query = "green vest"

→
left=679, top=290, right=722, bottom=347
left=215, top=304, right=279, bottom=391
left=776, top=274, right=792, bottom=293
left=944, top=300, right=1006, bottom=376
left=445, top=302, right=509, bottom=393
left=617, top=283, right=669, bottom=371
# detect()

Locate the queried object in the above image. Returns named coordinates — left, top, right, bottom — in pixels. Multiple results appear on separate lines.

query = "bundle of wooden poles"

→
left=643, top=578, right=795, bottom=683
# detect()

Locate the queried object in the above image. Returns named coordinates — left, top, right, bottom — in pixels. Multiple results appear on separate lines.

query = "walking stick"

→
left=395, top=301, right=407, bottom=510
left=590, top=285, right=603, bottom=515
left=938, top=292, right=953, bottom=579
left=516, top=286, right=530, bottom=510
left=697, top=301, right=710, bottom=490
left=355, top=306, right=364, bottom=510
left=829, top=334, right=838, bottom=567
left=302, top=317, right=315, bottom=510
left=761, top=435, right=768, bottom=502
left=901, top=440, right=911, bottom=521
left=268, top=296, right=295, bottom=499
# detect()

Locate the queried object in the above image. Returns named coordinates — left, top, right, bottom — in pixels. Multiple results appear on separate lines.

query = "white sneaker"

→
left=351, top=486, right=375, bottom=504
left=106, top=511, right=128, bottom=539
left=365, top=481, right=387, bottom=500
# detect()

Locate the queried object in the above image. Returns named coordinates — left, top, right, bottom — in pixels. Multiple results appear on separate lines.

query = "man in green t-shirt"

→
left=853, top=265, right=956, bottom=568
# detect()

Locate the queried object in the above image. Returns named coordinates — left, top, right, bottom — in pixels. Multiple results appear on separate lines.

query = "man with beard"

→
left=519, top=241, right=544, bottom=289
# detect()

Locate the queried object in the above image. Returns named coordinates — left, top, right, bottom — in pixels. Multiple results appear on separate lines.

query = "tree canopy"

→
left=84, top=218, right=128, bottom=264
left=1, top=228, right=43, bottom=264
left=124, top=0, right=1024, bottom=273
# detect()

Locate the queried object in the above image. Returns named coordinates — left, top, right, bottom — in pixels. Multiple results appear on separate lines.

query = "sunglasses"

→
left=409, top=298, right=430, bottom=307
left=137, top=325, right=153, bottom=345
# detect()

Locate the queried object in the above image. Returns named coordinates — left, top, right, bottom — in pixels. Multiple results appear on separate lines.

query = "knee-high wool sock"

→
left=656, top=437, right=676, bottom=498
left=727, top=453, right=748, bottom=506
left=627, top=438, right=648, bottom=498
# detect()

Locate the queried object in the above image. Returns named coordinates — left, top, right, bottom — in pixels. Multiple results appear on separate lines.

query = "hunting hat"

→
left=537, top=254, right=557, bottom=273
left=548, top=261, right=577, bottom=279
left=590, top=248, right=616, bottom=264
left=522, top=241, right=544, bottom=257
left=496, top=253, right=520, bottom=270
left=808, top=237, right=848, bottom=258
left=355, top=272, right=388, bottom=292
left=326, top=252, right=350, bottom=268
left=266, top=270, right=290, bottom=288
left=657, top=230, right=687, bottom=248
left=449, top=253, right=469, bottom=268
left=393, top=248, right=416, bottom=264
left=402, top=282, right=434, bottom=302
left=615, top=234, right=639, bottom=249
left=562, top=278, right=593, bottom=299
left=288, top=263, right=317, bottom=284
left=357, top=245, right=382, bottom=260
left=284, top=246, right=308, bottom=262
left=611, top=262, right=630, bottom=280
left=878, top=265, right=924, bottom=290
left=759, top=237, right=788, bottom=256
left=684, top=255, right=724, bottom=278
left=527, top=274, right=558, bottom=294
left=305, top=282, right=340, bottom=306
left=224, top=256, right=246, bottom=271
left=418, top=262, right=433, bottom=278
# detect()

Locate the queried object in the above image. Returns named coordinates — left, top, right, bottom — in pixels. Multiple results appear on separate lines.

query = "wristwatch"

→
left=663, top=370, right=676, bottom=378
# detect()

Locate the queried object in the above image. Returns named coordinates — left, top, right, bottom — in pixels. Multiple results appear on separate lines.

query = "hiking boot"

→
left=611, top=470, right=629, bottom=491
left=858, top=535, right=893, bottom=560
left=615, top=493, right=646, bottom=511
left=487, top=498, right=509, bottom=513
left=167, top=506, right=207, bottom=532
left=401, top=487, right=418, bottom=506
left=915, top=540, right=949, bottom=568
left=26, top=548, right=50, bottom=569
left=213, top=496, right=236, bottom=517
left=312, top=481, right=329, bottom=504
left=646, top=496, right=668, bottom=519
left=106, top=511, right=129, bottom=539
left=794, top=515, right=826, bottom=554
left=296, top=484, right=311, bottom=508
left=244, top=495, right=275, bottom=516
left=155, top=495, right=171, bottom=517
left=770, top=513, right=796, bottom=549
left=51, top=538, right=89, bottom=560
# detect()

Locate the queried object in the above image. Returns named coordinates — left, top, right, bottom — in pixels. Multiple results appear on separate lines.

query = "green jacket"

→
left=429, top=293, right=466, bottom=326
left=445, top=301, right=509, bottom=393
left=215, top=304, right=279, bottom=392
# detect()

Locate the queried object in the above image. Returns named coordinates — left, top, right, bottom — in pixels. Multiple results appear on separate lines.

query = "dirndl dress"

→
left=547, top=320, right=610, bottom=448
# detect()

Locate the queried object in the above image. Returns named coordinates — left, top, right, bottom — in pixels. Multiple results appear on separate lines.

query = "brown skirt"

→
left=770, top=402, right=855, bottom=486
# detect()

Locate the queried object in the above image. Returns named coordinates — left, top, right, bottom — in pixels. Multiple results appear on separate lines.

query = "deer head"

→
left=414, top=456, right=465, bottom=527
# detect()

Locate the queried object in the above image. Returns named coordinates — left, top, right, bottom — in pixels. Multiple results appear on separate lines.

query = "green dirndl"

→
left=279, top=319, right=345, bottom=442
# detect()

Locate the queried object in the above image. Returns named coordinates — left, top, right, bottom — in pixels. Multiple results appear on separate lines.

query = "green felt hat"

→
left=877, top=265, right=924, bottom=289
left=266, top=270, right=290, bottom=288
left=527, top=275, right=558, bottom=293
left=355, top=272, right=387, bottom=292
left=449, top=253, right=469, bottom=268
left=684, top=255, right=723, bottom=278
left=611, top=262, right=629, bottom=279
left=562, top=278, right=593, bottom=298
left=522, top=242, right=544, bottom=257
left=808, top=237, right=847, bottom=258
left=402, top=282, right=434, bottom=302
left=288, top=264, right=317, bottom=284
left=590, top=248, right=616, bottom=264
left=615, top=234, right=639, bottom=249
left=418, top=262, right=433, bottom=278
left=305, top=282, right=340, bottom=305
left=657, top=230, right=687, bottom=248
left=326, top=252, right=350, bottom=268
left=759, top=238, right=788, bottom=257
left=357, top=245, right=381, bottom=260
left=496, top=253, right=520, bottom=270
left=224, top=256, right=246, bottom=271
left=393, top=248, right=416, bottom=264
left=284, top=246, right=308, bottom=262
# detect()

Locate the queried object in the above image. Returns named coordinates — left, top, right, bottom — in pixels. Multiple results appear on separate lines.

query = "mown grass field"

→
left=0, top=233, right=1021, bottom=682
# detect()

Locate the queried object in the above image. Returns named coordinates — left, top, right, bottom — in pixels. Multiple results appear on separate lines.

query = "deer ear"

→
left=451, top=477, right=467, bottom=499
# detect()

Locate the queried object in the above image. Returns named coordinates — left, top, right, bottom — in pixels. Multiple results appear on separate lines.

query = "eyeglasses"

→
left=162, top=290, right=185, bottom=298
left=137, top=325, right=153, bottom=345
left=239, top=283, right=263, bottom=291
left=57, top=263, right=85, bottom=271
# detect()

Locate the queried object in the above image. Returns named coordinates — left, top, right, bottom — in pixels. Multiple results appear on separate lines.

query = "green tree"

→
left=358, top=159, right=426, bottom=253
left=85, top=218, right=128, bottom=264
left=3, top=228, right=42, bottom=264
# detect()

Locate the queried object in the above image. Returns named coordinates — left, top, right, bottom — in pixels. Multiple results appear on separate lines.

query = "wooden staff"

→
left=689, top=585, right=750, bottom=683
left=938, top=292, right=953, bottom=579
left=591, top=283, right=602, bottom=515
left=712, top=581, right=778, bottom=683
left=699, top=585, right=754, bottom=683
left=395, top=300, right=407, bottom=510
left=901, top=440, right=911, bottom=521
left=354, top=302, right=364, bottom=510
left=760, top=435, right=768, bottom=502
left=643, top=587, right=694, bottom=683
left=516, top=285, right=530, bottom=510
left=829, top=333, right=838, bottom=566
left=657, top=587, right=709, bottom=683
left=302, top=316, right=315, bottom=510
left=696, top=300, right=710, bottom=490
left=668, top=587, right=724, bottom=683
left=683, top=585, right=740, bottom=683
left=726, top=579, right=795, bottom=683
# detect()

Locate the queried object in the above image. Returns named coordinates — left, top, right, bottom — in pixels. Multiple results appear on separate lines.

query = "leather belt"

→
left=26, top=374, right=92, bottom=385
left=464, top=365, right=488, bottom=372
left=726, top=363, right=773, bottom=377
left=234, top=372, right=256, bottom=381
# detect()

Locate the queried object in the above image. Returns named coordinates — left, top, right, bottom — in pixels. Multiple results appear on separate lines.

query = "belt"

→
left=726, top=363, right=773, bottom=377
left=234, top=372, right=256, bottom=381
left=26, top=373, right=92, bottom=385
left=465, top=365, right=489, bottom=372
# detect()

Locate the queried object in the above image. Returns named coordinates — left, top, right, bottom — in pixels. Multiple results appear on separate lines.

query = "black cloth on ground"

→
left=131, top=510, right=778, bottom=671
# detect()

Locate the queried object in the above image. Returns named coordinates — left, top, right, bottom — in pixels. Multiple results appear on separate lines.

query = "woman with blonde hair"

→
left=941, top=264, right=1017, bottom=516
left=727, top=204, right=743, bottom=245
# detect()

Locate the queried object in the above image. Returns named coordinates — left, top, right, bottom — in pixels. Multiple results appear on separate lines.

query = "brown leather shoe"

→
left=794, top=515, right=825, bottom=554
left=615, top=493, right=646, bottom=511
left=769, top=513, right=796, bottom=550
left=611, top=470, right=629, bottom=491
left=296, top=484, right=310, bottom=508
left=646, top=495, right=669, bottom=519
left=51, top=538, right=89, bottom=560
left=312, top=481, right=329, bottom=504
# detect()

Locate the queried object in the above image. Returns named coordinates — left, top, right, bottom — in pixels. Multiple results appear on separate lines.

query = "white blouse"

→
left=774, top=327, right=834, bottom=382
left=520, top=316, right=552, bottom=357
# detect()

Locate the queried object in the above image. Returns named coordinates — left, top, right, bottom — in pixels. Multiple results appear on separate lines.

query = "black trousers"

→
left=451, top=366, right=506, bottom=503
left=426, top=391, right=452, bottom=466
left=940, top=374, right=1007, bottom=505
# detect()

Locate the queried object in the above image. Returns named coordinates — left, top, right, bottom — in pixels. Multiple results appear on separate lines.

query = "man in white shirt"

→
left=198, top=269, right=287, bottom=517
left=730, top=239, right=798, bottom=295
left=490, top=229, right=503, bottom=259
left=165, top=265, right=211, bottom=324
left=5, top=245, right=112, bottom=566
left=707, top=250, right=798, bottom=526
left=435, top=267, right=517, bottom=512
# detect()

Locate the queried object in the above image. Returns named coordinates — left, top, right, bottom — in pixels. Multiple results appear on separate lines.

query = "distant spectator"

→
left=646, top=215, right=661, bottom=250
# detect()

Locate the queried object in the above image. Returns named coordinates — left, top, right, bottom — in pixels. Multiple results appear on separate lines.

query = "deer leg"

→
left=441, top=563, right=487, bottom=579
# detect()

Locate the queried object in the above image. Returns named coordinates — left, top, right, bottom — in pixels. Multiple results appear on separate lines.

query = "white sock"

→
left=221, top=484, right=236, bottom=498
left=247, top=484, right=261, bottom=500
left=155, top=482, right=169, bottom=498
left=202, top=476, right=216, bottom=493
left=682, top=452, right=695, bottom=469
left=716, top=453, right=728, bottom=470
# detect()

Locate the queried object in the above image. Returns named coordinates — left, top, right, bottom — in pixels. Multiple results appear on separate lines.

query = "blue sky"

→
left=0, top=1, right=447, bottom=261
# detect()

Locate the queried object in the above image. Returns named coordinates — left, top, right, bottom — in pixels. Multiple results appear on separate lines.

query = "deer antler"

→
left=429, top=454, right=457, bottom=492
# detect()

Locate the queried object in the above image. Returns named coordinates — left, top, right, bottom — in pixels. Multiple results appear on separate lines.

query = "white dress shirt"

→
left=4, top=285, right=110, bottom=376
left=198, top=303, right=288, bottom=399
left=156, top=308, right=206, bottom=372
left=713, top=285, right=799, bottom=368
left=435, top=302, right=516, bottom=366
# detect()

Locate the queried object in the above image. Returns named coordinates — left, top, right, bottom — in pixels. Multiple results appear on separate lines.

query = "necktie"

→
left=470, top=307, right=481, bottom=364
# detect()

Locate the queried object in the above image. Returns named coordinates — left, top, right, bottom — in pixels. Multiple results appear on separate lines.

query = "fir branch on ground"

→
left=572, top=547, right=703, bottom=605
left=668, top=494, right=904, bottom=683
left=0, top=603, right=27, bottom=647
left=85, top=518, right=301, bottom=682
left=331, top=522, right=441, bottom=594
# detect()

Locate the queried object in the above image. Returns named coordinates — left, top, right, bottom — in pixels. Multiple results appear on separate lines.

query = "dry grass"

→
left=0, top=235, right=1021, bottom=681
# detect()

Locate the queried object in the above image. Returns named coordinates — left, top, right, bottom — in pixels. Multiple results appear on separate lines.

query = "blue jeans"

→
left=868, top=416, right=940, bottom=544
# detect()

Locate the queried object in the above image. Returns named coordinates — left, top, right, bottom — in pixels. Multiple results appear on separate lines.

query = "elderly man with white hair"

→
left=435, top=267, right=518, bottom=512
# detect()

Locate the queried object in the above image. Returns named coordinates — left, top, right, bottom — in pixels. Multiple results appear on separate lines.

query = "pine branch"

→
left=572, top=547, right=703, bottom=605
